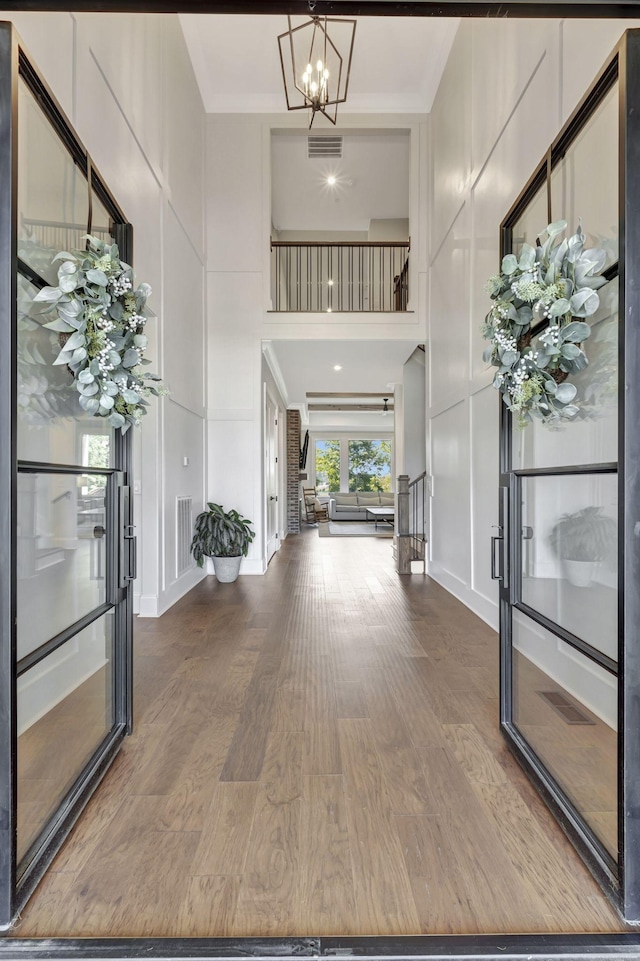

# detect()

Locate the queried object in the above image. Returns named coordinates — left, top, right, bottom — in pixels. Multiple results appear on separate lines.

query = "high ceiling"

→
left=271, top=130, right=410, bottom=232
left=179, top=15, right=459, bottom=115
left=179, top=17, right=437, bottom=422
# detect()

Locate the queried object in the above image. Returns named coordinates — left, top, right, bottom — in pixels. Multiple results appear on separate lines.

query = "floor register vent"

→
left=538, top=690, right=595, bottom=725
left=308, top=135, right=343, bottom=159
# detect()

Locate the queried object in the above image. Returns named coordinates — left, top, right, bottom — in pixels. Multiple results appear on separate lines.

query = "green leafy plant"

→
left=549, top=506, right=616, bottom=562
left=191, top=502, right=255, bottom=566
left=482, top=221, right=607, bottom=428
left=32, top=235, right=165, bottom=433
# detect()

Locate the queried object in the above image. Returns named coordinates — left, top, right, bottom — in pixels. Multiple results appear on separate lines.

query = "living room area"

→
left=264, top=338, right=426, bottom=542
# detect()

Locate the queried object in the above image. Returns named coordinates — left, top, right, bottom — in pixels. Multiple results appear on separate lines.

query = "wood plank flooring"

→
left=12, top=529, right=625, bottom=937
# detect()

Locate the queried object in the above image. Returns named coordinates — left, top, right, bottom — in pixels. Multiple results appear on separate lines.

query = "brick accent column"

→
left=286, top=409, right=301, bottom=534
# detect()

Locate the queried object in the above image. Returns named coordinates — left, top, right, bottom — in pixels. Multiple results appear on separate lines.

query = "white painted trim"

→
left=137, top=567, right=208, bottom=619
left=206, top=408, right=254, bottom=421
left=262, top=340, right=290, bottom=408
left=428, top=562, right=499, bottom=632
left=138, top=594, right=160, bottom=618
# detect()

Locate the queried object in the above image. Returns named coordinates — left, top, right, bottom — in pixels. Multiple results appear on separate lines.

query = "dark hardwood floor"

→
left=12, top=528, right=625, bottom=937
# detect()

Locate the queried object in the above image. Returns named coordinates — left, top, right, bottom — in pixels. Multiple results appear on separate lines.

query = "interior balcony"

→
left=270, top=240, right=410, bottom=314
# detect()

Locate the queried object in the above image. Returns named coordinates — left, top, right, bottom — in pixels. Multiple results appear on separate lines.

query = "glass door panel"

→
left=17, top=612, right=115, bottom=862
left=16, top=235, right=114, bottom=467
left=512, top=278, right=619, bottom=471
left=17, top=471, right=110, bottom=657
left=512, top=609, right=618, bottom=857
left=510, top=182, right=548, bottom=253
left=519, top=472, right=618, bottom=661
left=17, top=77, right=89, bottom=285
left=550, top=82, right=619, bottom=266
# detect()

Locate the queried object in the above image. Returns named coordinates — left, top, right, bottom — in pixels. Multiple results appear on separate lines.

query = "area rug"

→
left=318, top=520, right=394, bottom=538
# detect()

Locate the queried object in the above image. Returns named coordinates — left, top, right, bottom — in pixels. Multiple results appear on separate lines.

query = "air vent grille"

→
left=538, top=690, right=595, bottom=725
left=308, top=136, right=343, bottom=159
left=176, top=496, right=193, bottom=578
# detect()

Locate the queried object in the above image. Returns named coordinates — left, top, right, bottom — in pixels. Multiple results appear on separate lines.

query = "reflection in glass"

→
left=17, top=78, right=89, bottom=286
left=91, top=191, right=113, bottom=238
left=520, top=472, right=617, bottom=661
left=17, top=472, right=109, bottom=659
left=550, top=83, right=619, bottom=268
left=512, top=610, right=617, bottom=857
left=17, top=613, right=114, bottom=862
left=511, top=183, right=548, bottom=255
left=17, top=275, right=113, bottom=466
left=513, top=278, right=618, bottom=471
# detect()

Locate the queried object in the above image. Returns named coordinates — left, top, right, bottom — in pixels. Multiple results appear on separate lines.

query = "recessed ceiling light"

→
left=327, top=175, right=336, bottom=186
left=333, top=364, right=342, bottom=370
left=328, top=279, right=334, bottom=286
left=327, top=308, right=332, bottom=313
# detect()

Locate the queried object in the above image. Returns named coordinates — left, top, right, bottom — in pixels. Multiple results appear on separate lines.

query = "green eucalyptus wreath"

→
left=482, top=221, right=607, bottom=428
left=33, top=235, right=165, bottom=433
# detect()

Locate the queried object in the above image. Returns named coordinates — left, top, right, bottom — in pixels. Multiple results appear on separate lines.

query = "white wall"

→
left=402, top=347, right=426, bottom=483
left=368, top=218, right=410, bottom=241
left=3, top=11, right=208, bottom=618
left=427, top=17, right=636, bottom=720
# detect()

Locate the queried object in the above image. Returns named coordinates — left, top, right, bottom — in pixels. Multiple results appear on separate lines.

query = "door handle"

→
left=491, top=527, right=503, bottom=581
left=124, top=524, right=137, bottom=582
left=270, top=495, right=276, bottom=501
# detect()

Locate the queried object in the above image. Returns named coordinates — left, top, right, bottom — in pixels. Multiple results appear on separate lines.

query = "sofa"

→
left=328, top=491, right=395, bottom=521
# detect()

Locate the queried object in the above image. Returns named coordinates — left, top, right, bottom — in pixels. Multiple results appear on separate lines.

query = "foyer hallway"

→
left=13, top=529, right=624, bottom=938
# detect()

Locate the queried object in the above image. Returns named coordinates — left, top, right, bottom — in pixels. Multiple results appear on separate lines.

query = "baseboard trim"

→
left=137, top=568, right=208, bottom=619
left=428, top=562, right=499, bottom=631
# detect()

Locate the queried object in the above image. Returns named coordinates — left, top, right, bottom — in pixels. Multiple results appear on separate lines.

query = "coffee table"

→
left=366, top=507, right=395, bottom=531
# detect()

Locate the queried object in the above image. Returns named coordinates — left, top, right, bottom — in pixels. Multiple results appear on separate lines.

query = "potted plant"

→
left=549, top=506, right=616, bottom=587
left=191, top=502, right=255, bottom=583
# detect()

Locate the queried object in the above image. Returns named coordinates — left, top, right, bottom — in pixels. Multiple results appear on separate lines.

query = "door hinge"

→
left=275, top=456, right=278, bottom=463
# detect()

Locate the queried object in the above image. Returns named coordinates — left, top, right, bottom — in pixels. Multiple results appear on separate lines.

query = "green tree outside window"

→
left=315, top=439, right=341, bottom=492
left=348, top=439, right=392, bottom=492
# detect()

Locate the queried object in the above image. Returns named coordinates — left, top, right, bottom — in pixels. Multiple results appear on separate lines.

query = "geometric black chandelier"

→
left=277, top=15, right=357, bottom=128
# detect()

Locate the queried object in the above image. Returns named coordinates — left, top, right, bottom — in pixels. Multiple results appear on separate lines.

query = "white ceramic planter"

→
left=212, top=555, right=242, bottom=583
left=563, top=559, right=595, bottom=588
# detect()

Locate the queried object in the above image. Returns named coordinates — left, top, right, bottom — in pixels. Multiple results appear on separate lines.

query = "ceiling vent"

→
left=308, top=136, right=343, bottom=159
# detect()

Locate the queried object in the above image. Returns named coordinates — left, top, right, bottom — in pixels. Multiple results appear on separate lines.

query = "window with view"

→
left=314, top=439, right=340, bottom=493
left=348, top=439, right=392, bottom=492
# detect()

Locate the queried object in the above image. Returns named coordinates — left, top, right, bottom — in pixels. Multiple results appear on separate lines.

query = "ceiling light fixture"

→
left=328, top=278, right=334, bottom=285
left=277, top=14, right=357, bottom=128
left=381, top=397, right=389, bottom=416
left=327, top=175, right=337, bottom=186
left=333, top=364, right=342, bottom=370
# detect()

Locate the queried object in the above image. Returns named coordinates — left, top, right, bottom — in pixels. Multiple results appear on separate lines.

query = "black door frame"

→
left=0, top=22, right=135, bottom=931
left=2, top=4, right=640, bottom=960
